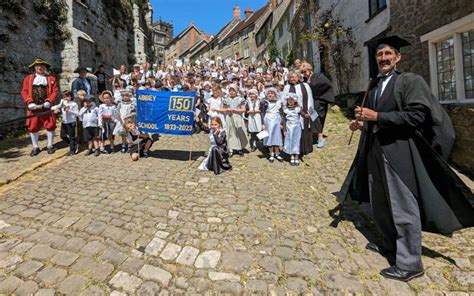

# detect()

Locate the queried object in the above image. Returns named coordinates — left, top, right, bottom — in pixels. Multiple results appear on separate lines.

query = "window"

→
left=243, top=48, right=250, bottom=58
left=278, top=23, right=283, bottom=39
left=368, top=0, right=386, bottom=17
left=436, top=38, right=456, bottom=101
left=421, top=14, right=474, bottom=103
left=462, top=30, right=474, bottom=98
left=243, top=29, right=249, bottom=39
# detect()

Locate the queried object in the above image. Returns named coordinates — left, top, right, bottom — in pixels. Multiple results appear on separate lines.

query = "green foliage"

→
left=302, top=2, right=360, bottom=95
left=286, top=50, right=295, bottom=67
left=266, top=33, right=280, bottom=63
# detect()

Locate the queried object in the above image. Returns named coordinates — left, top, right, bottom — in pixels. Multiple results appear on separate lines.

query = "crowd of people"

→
left=19, top=35, right=474, bottom=283
left=25, top=58, right=335, bottom=169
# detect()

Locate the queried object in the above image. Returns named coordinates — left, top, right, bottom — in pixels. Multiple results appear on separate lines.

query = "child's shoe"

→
left=295, top=159, right=300, bottom=166
left=121, top=145, right=127, bottom=153
left=142, top=151, right=149, bottom=158
left=268, top=153, right=275, bottom=163
left=275, top=154, right=284, bottom=162
left=94, top=150, right=100, bottom=157
left=100, top=148, right=107, bottom=154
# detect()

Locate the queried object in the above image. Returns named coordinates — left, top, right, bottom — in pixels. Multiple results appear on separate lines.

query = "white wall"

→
left=317, top=0, right=390, bottom=93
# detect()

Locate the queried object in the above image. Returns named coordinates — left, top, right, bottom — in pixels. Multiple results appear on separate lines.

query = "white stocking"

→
left=46, top=131, right=55, bottom=148
left=30, top=132, right=40, bottom=148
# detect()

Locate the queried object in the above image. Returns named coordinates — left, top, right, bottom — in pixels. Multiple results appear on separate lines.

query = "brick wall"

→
left=389, top=0, right=473, bottom=176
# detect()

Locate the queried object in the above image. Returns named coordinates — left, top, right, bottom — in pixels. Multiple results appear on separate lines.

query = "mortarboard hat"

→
left=366, top=35, right=411, bottom=52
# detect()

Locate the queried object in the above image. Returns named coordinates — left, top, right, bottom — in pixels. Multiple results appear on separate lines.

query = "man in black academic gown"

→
left=342, top=36, right=474, bottom=282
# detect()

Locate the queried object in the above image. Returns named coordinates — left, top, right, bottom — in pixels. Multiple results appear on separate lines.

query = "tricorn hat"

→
left=366, top=35, right=411, bottom=52
left=28, top=58, right=51, bottom=68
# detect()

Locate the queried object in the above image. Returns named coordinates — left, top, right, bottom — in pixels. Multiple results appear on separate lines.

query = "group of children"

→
left=198, top=82, right=312, bottom=174
left=53, top=89, right=153, bottom=161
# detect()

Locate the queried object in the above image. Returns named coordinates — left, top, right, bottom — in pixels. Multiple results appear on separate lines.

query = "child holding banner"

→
left=125, top=121, right=153, bottom=161
left=223, top=84, right=248, bottom=157
left=199, top=117, right=232, bottom=174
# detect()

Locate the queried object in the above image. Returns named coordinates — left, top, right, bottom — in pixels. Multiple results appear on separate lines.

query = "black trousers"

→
left=61, top=122, right=76, bottom=152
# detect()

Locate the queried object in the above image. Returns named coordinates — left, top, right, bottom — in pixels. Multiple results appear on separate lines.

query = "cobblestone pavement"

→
left=0, top=110, right=472, bottom=295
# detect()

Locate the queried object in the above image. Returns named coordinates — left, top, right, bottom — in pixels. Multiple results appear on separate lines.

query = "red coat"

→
left=21, top=74, right=58, bottom=132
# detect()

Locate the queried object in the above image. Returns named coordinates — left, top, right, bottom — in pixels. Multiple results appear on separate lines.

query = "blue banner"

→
left=136, top=90, right=196, bottom=135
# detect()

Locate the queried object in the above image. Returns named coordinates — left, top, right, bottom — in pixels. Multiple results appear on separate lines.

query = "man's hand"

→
left=349, top=120, right=363, bottom=131
left=355, top=106, right=378, bottom=121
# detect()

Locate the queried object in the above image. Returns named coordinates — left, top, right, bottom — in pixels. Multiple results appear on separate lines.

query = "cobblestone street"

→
left=0, top=110, right=472, bottom=295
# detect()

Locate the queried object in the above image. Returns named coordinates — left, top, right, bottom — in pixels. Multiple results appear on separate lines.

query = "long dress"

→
left=263, top=99, right=283, bottom=147
left=283, top=106, right=302, bottom=155
left=223, top=96, right=249, bottom=151
left=198, top=129, right=232, bottom=174
left=246, top=99, right=263, bottom=133
left=283, top=82, right=315, bottom=155
left=207, top=97, right=226, bottom=128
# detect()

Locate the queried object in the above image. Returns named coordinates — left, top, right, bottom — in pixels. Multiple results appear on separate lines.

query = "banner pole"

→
left=189, top=135, right=193, bottom=161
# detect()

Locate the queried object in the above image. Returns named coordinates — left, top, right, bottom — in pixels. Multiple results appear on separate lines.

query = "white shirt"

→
left=79, top=105, right=99, bottom=127
left=378, top=73, right=395, bottom=98
left=51, top=100, right=79, bottom=124
left=33, top=74, right=47, bottom=86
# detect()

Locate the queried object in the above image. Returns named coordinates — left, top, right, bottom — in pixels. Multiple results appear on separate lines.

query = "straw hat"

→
left=99, top=90, right=115, bottom=102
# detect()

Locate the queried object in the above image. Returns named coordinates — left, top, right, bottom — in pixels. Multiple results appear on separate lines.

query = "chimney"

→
left=233, top=6, right=241, bottom=20
left=270, top=0, right=278, bottom=10
left=244, top=8, right=253, bottom=19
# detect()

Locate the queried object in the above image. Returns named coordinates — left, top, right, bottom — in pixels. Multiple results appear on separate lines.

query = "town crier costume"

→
left=21, top=58, right=58, bottom=156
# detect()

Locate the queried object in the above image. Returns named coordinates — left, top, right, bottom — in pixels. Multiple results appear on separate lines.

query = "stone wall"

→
left=445, top=104, right=474, bottom=177
left=389, top=0, right=473, bottom=175
left=0, top=0, right=152, bottom=126
left=0, top=0, right=64, bottom=121
left=389, top=0, right=472, bottom=80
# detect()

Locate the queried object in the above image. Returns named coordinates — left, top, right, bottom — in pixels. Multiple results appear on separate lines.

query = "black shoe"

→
left=30, top=148, right=41, bottom=157
left=94, top=150, right=100, bottom=157
left=142, top=151, right=149, bottom=158
left=121, top=146, right=127, bottom=153
left=239, top=150, right=244, bottom=157
left=380, top=266, right=424, bottom=282
left=47, top=147, right=56, bottom=154
left=109, top=147, right=115, bottom=154
left=75, top=144, right=80, bottom=154
left=366, top=242, right=383, bottom=255
left=250, top=146, right=256, bottom=152
left=100, top=149, right=107, bottom=154
left=275, top=154, right=284, bottom=162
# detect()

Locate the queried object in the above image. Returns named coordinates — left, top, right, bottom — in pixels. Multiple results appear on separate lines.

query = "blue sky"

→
left=151, top=0, right=268, bottom=36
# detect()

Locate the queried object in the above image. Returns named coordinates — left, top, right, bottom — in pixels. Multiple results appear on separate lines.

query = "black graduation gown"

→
left=308, top=73, right=335, bottom=133
left=340, top=71, right=474, bottom=235
left=207, top=131, right=232, bottom=175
